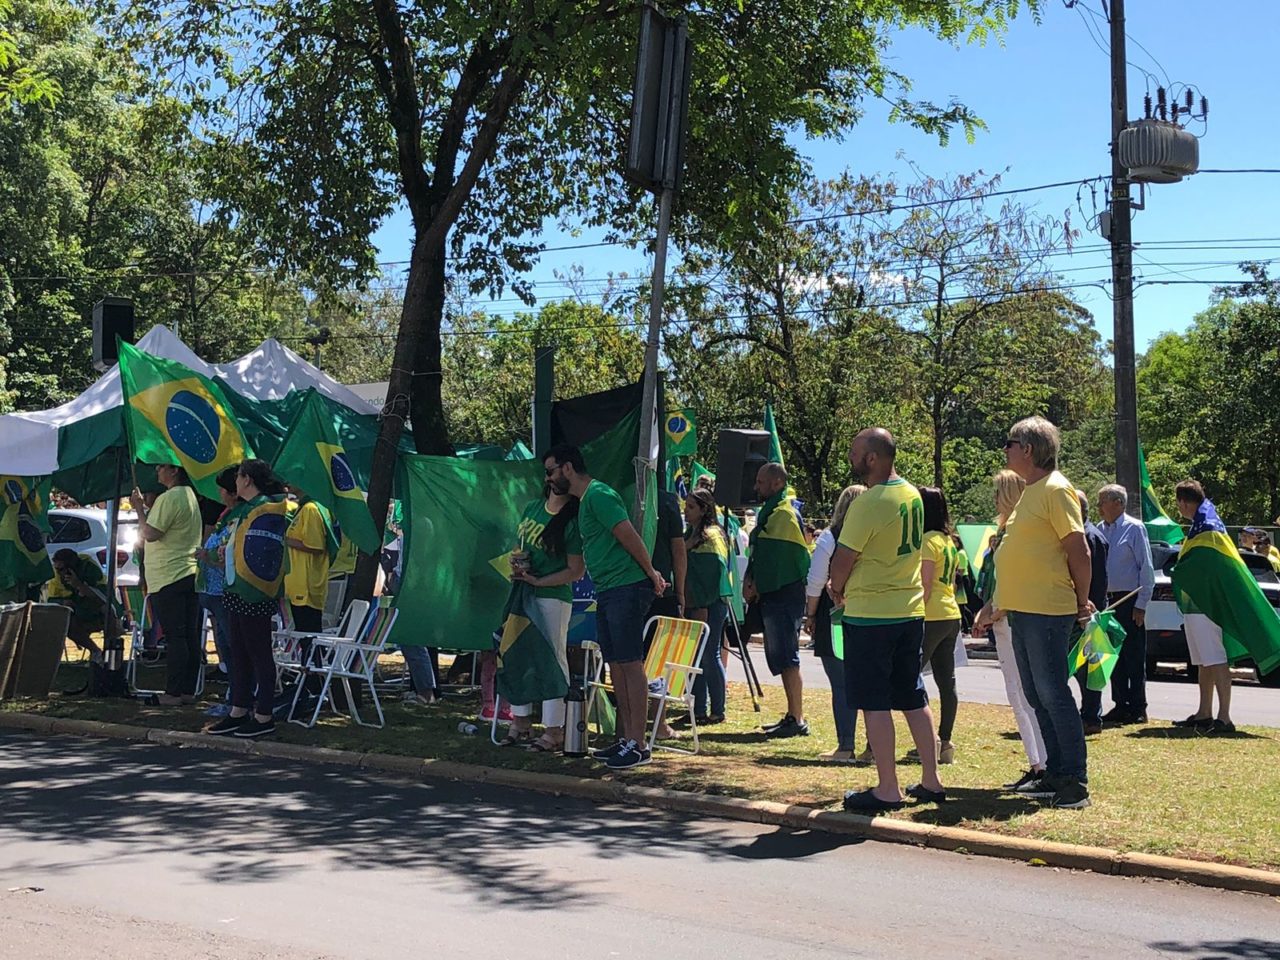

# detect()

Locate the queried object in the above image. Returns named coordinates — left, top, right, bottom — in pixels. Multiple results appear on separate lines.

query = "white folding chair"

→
left=273, top=598, right=369, bottom=689
left=289, top=605, right=398, bottom=729
left=321, top=576, right=349, bottom=631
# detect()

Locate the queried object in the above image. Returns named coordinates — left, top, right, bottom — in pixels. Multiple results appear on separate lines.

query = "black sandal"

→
left=497, top=730, right=532, bottom=747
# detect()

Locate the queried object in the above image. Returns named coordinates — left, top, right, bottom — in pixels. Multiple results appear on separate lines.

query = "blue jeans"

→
left=401, top=644, right=437, bottom=694
left=1009, top=611, right=1088, bottom=783
left=595, top=580, right=653, bottom=664
left=201, top=593, right=234, bottom=702
left=759, top=581, right=805, bottom=676
left=819, top=654, right=857, bottom=751
left=692, top=600, right=728, bottom=717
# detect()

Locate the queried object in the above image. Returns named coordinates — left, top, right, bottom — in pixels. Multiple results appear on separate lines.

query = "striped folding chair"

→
left=289, top=605, right=398, bottom=729
left=585, top=615, right=710, bottom=756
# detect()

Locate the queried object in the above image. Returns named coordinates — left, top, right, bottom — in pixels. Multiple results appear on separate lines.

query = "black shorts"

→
left=843, top=618, right=927, bottom=712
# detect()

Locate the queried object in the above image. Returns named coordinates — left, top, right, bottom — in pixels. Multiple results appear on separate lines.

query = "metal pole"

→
left=533, top=345, right=555, bottom=457
left=1109, top=0, right=1141, bottom=517
left=103, top=446, right=123, bottom=655
left=634, top=186, right=674, bottom=529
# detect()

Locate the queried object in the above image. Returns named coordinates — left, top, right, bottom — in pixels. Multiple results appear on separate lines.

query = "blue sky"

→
left=372, top=0, right=1279, bottom=351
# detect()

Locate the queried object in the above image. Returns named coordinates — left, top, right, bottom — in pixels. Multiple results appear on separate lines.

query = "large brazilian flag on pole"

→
left=117, top=340, right=252, bottom=501
left=1138, top=443, right=1184, bottom=546
left=1172, top=499, right=1280, bottom=677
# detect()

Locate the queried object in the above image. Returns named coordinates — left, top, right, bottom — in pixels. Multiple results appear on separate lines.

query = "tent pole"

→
left=102, top=445, right=124, bottom=660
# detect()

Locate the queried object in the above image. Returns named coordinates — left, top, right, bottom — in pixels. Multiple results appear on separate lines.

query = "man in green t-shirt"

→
left=828, top=428, right=945, bottom=813
left=544, top=444, right=666, bottom=771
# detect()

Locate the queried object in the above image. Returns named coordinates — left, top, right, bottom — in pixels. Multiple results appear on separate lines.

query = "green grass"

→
left=8, top=657, right=1280, bottom=871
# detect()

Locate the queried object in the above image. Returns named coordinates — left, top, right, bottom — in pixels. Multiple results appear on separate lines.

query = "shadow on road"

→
left=0, top=732, right=867, bottom=912
left=1148, top=939, right=1280, bottom=959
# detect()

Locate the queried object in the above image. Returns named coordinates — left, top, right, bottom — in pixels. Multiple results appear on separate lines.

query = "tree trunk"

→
left=410, top=244, right=451, bottom=455
left=352, top=229, right=440, bottom=600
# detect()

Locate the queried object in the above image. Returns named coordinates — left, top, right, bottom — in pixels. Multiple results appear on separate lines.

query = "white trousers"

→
left=993, top=616, right=1047, bottom=769
left=509, top=596, right=572, bottom=727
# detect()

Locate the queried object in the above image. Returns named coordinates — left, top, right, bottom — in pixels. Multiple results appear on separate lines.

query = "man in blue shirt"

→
left=1096, top=484, right=1156, bottom=724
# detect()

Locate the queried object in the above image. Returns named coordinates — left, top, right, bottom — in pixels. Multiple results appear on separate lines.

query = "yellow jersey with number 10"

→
left=837, top=478, right=925, bottom=622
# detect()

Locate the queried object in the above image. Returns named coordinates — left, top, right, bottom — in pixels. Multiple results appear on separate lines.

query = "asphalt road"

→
left=1, top=731, right=1278, bottom=960
left=726, top=647, right=1280, bottom=728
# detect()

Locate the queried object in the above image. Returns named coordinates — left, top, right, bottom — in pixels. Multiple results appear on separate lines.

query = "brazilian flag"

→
left=224, top=495, right=291, bottom=604
left=663, top=408, right=697, bottom=456
left=1139, top=443, right=1184, bottom=546
left=271, top=389, right=381, bottom=555
left=1067, top=611, right=1128, bottom=690
left=1172, top=502, right=1280, bottom=677
left=495, top=580, right=569, bottom=706
left=0, top=475, right=53, bottom=592
left=117, top=340, right=252, bottom=501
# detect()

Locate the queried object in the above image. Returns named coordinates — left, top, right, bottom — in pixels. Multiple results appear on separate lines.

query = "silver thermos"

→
left=562, top=682, right=587, bottom=757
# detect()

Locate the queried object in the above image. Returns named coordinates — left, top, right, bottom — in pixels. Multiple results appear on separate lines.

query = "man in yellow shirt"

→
left=284, top=488, right=334, bottom=636
left=828, top=428, right=945, bottom=812
left=975, top=416, right=1093, bottom=810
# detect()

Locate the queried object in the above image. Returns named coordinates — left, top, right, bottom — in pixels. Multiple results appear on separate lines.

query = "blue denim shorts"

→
left=595, top=580, right=653, bottom=664
left=759, top=581, right=805, bottom=676
left=844, top=618, right=927, bottom=712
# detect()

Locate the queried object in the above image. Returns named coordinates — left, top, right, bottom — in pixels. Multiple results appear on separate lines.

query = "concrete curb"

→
left=3, top=710, right=1278, bottom=897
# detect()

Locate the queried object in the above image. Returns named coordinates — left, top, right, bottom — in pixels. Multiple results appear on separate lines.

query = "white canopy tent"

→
left=0, top=325, right=374, bottom=478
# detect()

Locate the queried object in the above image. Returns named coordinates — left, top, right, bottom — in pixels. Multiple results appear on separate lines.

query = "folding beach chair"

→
left=273, top=598, right=369, bottom=689
left=585, top=615, right=710, bottom=756
left=288, top=605, right=398, bottom=729
left=321, top=576, right=349, bottom=631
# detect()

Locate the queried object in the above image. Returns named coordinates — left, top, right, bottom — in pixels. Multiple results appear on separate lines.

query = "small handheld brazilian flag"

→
left=270, top=389, right=381, bottom=555
left=117, top=340, right=252, bottom=501
left=663, top=408, right=697, bottom=456
left=1067, top=610, right=1128, bottom=691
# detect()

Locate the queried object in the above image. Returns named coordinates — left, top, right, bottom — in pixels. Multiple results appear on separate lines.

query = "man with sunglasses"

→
left=976, top=416, right=1094, bottom=810
left=542, top=444, right=668, bottom=770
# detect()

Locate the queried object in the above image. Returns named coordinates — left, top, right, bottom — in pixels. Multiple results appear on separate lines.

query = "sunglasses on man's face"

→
left=544, top=464, right=561, bottom=477
left=1003, top=439, right=1022, bottom=449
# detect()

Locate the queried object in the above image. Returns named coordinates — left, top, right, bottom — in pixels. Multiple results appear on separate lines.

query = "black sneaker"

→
left=1013, top=773, right=1057, bottom=799
left=1003, top=769, right=1040, bottom=790
left=606, top=740, right=652, bottom=770
left=762, top=713, right=790, bottom=732
left=590, top=739, right=626, bottom=761
left=206, top=715, right=248, bottom=736
left=233, top=717, right=276, bottom=739
left=765, top=715, right=810, bottom=738
left=842, top=789, right=904, bottom=813
left=1050, top=778, right=1091, bottom=809
left=1101, top=706, right=1130, bottom=725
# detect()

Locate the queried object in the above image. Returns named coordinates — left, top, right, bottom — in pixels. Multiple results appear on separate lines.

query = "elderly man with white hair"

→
left=1096, top=484, right=1156, bottom=724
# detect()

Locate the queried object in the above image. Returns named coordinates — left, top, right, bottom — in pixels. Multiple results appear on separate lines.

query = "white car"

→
left=45, top=508, right=141, bottom=586
left=1146, top=542, right=1280, bottom=687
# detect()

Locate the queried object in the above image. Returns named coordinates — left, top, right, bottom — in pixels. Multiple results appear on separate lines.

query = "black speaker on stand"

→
left=714, top=429, right=772, bottom=509
left=92, top=297, right=136, bottom=371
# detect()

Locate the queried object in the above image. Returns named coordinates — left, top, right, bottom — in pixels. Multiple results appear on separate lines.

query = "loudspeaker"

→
left=92, top=297, right=135, bottom=371
left=714, top=429, right=772, bottom=509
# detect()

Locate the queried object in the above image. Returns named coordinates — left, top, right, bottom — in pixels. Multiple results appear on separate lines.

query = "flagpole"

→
left=1101, top=588, right=1140, bottom=613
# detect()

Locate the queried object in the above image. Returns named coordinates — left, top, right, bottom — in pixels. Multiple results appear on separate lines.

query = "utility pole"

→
left=1109, top=0, right=1141, bottom=517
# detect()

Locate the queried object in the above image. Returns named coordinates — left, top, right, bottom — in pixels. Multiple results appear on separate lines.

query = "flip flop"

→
left=527, top=735, right=563, bottom=753
left=497, top=730, right=532, bottom=747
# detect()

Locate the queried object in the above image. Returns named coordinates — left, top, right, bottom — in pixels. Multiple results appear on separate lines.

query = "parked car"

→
left=45, top=508, right=141, bottom=586
left=1146, top=543, right=1280, bottom=687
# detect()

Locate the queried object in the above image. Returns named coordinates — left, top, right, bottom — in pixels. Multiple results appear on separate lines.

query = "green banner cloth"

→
left=270, top=389, right=381, bottom=555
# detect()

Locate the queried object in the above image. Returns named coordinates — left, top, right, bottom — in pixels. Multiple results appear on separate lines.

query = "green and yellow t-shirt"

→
left=515, top=498, right=583, bottom=602
left=837, top=478, right=925, bottom=623
left=685, top=525, right=733, bottom=610
left=48, top=554, right=107, bottom=625
left=747, top=490, right=810, bottom=595
left=922, top=530, right=962, bottom=622
left=993, top=470, right=1084, bottom=616
left=578, top=480, right=645, bottom=594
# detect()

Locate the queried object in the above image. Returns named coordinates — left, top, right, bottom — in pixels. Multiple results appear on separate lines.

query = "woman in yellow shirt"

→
left=920, top=487, right=961, bottom=765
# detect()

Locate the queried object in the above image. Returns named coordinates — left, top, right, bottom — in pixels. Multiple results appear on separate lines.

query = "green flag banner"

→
left=0, top=475, right=53, bottom=592
left=1139, top=443, right=1184, bottom=545
left=1068, top=610, right=1129, bottom=690
left=1172, top=529, right=1280, bottom=677
left=495, top=580, right=570, bottom=705
left=663, top=408, right=697, bottom=456
left=763, top=401, right=785, bottom=467
left=271, top=389, right=381, bottom=555
left=394, top=408, right=643, bottom=649
left=117, top=339, right=252, bottom=501
left=956, top=523, right=998, bottom=579
left=691, top=461, right=715, bottom=486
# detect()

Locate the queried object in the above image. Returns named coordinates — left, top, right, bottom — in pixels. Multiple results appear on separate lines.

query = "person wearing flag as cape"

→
left=745, top=462, right=811, bottom=739
left=1167, top=481, right=1280, bottom=732
left=206, top=460, right=291, bottom=739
